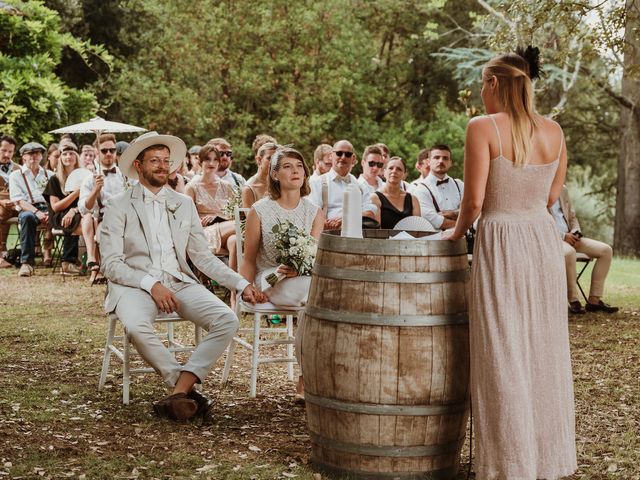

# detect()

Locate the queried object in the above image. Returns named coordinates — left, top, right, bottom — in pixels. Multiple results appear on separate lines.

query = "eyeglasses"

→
left=368, top=161, right=384, bottom=168
left=219, top=151, right=233, bottom=158
left=100, top=148, right=117, bottom=154
left=334, top=151, right=353, bottom=158
left=145, top=158, right=171, bottom=167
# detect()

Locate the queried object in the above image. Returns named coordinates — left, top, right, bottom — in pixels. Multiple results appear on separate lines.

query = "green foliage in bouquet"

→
left=265, top=220, right=317, bottom=287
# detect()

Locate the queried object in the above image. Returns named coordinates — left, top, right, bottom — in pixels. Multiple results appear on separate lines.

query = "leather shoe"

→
left=187, top=389, right=214, bottom=418
left=568, top=301, right=585, bottom=314
left=153, top=392, right=198, bottom=421
left=585, top=300, right=619, bottom=314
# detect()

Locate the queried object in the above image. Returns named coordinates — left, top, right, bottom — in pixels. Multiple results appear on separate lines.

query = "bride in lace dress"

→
left=241, top=146, right=324, bottom=400
left=444, top=48, right=577, bottom=479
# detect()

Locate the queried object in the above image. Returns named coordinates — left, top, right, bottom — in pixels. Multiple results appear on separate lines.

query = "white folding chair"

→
left=221, top=206, right=303, bottom=397
left=98, top=312, right=202, bottom=404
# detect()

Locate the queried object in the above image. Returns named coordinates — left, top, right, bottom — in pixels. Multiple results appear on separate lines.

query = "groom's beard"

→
left=141, top=169, right=169, bottom=188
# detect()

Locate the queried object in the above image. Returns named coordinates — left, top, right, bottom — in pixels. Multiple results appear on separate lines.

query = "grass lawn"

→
left=0, top=257, right=638, bottom=479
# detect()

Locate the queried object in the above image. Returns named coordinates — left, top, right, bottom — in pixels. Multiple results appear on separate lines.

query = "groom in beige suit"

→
left=100, top=132, right=266, bottom=421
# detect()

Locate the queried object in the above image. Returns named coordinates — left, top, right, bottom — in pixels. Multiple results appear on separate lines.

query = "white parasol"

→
left=49, top=117, right=146, bottom=174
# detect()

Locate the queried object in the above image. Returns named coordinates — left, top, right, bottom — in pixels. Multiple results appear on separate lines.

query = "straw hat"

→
left=118, top=131, right=186, bottom=180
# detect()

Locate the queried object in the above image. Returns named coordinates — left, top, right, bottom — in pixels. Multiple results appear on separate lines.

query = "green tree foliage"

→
left=0, top=0, right=112, bottom=144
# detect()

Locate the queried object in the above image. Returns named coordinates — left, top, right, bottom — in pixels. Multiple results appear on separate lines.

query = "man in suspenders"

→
left=0, top=135, right=20, bottom=267
left=207, top=138, right=246, bottom=192
left=411, top=144, right=464, bottom=231
left=8, top=142, right=54, bottom=276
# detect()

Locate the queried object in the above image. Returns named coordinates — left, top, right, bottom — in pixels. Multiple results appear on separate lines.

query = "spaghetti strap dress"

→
left=470, top=115, right=577, bottom=479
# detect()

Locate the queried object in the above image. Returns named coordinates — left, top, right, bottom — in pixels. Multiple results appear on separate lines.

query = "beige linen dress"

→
left=470, top=116, right=577, bottom=479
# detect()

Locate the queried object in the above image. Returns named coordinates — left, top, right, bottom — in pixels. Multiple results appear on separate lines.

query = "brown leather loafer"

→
left=153, top=393, right=198, bottom=421
left=187, top=389, right=214, bottom=419
left=568, top=301, right=585, bottom=314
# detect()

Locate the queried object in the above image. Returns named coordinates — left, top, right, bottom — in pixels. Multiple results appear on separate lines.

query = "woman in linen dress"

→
left=444, top=48, right=577, bottom=479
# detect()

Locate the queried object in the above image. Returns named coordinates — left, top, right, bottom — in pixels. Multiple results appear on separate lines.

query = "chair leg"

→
left=98, top=316, right=116, bottom=390
left=123, top=329, right=131, bottom=405
left=576, top=261, right=591, bottom=304
left=286, top=314, right=294, bottom=381
left=221, top=340, right=237, bottom=386
left=249, top=312, right=261, bottom=398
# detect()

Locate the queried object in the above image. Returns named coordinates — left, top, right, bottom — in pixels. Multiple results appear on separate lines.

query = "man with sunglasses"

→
left=357, top=145, right=386, bottom=199
left=309, top=140, right=376, bottom=230
left=207, top=138, right=246, bottom=192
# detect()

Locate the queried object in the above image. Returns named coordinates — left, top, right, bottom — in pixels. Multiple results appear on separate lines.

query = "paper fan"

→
left=64, top=168, right=93, bottom=192
left=393, top=216, right=437, bottom=232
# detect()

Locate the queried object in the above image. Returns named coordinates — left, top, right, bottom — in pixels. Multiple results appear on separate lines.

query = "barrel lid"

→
left=319, top=230, right=467, bottom=256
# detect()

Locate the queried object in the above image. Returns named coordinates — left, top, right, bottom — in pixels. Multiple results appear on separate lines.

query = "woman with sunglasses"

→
left=43, top=141, right=83, bottom=275
left=370, top=157, right=420, bottom=229
left=185, top=144, right=237, bottom=257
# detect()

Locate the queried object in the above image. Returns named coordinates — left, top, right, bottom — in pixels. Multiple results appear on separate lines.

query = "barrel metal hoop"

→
left=304, top=305, right=468, bottom=327
left=305, top=392, right=470, bottom=416
left=310, top=432, right=462, bottom=457
left=312, top=460, right=459, bottom=480
left=319, top=233, right=468, bottom=257
left=312, top=265, right=468, bottom=284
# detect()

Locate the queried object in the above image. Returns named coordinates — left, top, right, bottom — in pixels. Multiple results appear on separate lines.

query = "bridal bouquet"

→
left=265, top=220, right=317, bottom=287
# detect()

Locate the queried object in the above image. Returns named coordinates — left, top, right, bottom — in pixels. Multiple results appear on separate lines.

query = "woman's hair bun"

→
left=515, top=45, right=541, bottom=80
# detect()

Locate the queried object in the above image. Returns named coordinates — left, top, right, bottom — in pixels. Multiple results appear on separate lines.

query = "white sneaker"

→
left=18, top=264, right=34, bottom=277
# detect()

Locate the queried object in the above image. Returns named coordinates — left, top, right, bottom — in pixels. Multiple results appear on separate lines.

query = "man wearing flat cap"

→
left=9, top=142, right=55, bottom=276
left=100, top=131, right=267, bottom=421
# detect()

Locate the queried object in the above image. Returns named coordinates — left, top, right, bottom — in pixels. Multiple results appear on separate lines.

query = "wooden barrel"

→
left=301, top=230, right=470, bottom=480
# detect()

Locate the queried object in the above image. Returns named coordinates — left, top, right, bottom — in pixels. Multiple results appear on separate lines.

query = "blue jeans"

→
left=18, top=203, right=48, bottom=265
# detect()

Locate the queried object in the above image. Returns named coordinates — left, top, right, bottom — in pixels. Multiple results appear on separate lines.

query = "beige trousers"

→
left=115, top=280, right=239, bottom=388
left=562, top=237, right=613, bottom=302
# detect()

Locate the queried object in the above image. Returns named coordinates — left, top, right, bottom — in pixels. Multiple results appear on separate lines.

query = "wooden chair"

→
left=221, top=206, right=302, bottom=397
left=98, top=312, right=202, bottom=404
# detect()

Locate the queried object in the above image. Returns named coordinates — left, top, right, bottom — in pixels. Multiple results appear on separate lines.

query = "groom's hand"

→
left=241, top=284, right=267, bottom=304
left=150, top=282, right=180, bottom=313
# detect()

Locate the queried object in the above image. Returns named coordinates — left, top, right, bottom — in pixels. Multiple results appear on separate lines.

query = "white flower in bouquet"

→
left=266, top=220, right=317, bottom=287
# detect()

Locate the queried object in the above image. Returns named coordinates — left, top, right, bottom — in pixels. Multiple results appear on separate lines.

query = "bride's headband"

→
left=269, top=144, right=294, bottom=180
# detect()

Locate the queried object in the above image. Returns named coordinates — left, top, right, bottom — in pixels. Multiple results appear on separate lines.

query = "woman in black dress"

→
left=43, top=141, right=83, bottom=275
left=370, top=157, right=421, bottom=229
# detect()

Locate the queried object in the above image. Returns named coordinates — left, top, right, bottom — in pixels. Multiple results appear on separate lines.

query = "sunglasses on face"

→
left=219, top=151, right=233, bottom=158
left=368, top=161, right=384, bottom=168
left=100, top=148, right=117, bottom=154
left=334, top=151, right=353, bottom=158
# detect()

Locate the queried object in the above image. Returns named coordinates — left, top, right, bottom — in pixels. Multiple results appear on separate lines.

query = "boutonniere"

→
left=122, top=176, right=132, bottom=191
left=165, top=201, right=181, bottom=220
left=35, top=177, right=48, bottom=192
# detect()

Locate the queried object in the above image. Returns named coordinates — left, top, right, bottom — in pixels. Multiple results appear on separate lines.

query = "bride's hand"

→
left=276, top=265, right=298, bottom=278
left=441, top=229, right=463, bottom=241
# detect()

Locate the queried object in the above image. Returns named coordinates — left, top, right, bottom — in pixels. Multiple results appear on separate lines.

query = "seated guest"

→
left=409, top=148, right=430, bottom=188
left=100, top=131, right=265, bottom=421
left=241, top=146, right=324, bottom=400
left=310, top=144, right=333, bottom=179
left=309, top=139, right=376, bottom=230
left=207, top=138, right=246, bottom=191
left=412, top=144, right=463, bottom=231
left=245, top=134, right=277, bottom=184
left=551, top=186, right=618, bottom=314
left=0, top=135, right=20, bottom=268
left=45, top=143, right=60, bottom=171
left=167, top=164, right=187, bottom=194
left=79, top=145, right=97, bottom=171
left=242, top=142, right=276, bottom=208
left=43, top=141, right=83, bottom=275
left=9, top=142, right=54, bottom=276
left=357, top=145, right=385, bottom=198
left=78, top=134, right=125, bottom=282
left=375, top=142, right=390, bottom=172
left=371, top=157, right=421, bottom=229
left=115, top=141, right=130, bottom=163
left=185, top=144, right=237, bottom=256
left=185, top=145, right=202, bottom=180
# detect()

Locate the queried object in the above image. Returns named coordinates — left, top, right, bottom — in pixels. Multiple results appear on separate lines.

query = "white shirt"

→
left=412, top=173, right=464, bottom=229
left=78, top=166, right=126, bottom=216
left=9, top=165, right=54, bottom=208
left=218, top=169, right=246, bottom=192
left=138, top=186, right=196, bottom=293
left=550, top=199, right=570, bottom=235
left=409, top=176, right=427, bottom=190
left=357, top=174, right=385, bottom=199
left=309, top=169, right=377, bottom=219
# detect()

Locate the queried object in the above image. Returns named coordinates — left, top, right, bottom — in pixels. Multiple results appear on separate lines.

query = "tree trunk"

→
left=614, top=0, right=640, bottom=256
